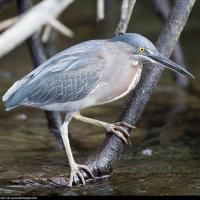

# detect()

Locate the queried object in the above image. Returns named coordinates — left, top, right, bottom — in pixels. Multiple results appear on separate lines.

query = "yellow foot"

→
left=106, top=122, right=135, bottom=145
left=68, top=163, right=94, bottom=187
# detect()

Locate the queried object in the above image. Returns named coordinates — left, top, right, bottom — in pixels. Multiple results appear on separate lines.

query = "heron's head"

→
left=112, top=33, right=194, bottom=79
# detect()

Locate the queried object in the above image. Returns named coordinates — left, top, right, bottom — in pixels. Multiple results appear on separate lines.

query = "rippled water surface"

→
left=0, top=0, right=200, bottom=196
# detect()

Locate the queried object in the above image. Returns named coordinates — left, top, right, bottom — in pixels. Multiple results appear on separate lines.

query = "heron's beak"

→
left=148, top=52, right=195, bottom=79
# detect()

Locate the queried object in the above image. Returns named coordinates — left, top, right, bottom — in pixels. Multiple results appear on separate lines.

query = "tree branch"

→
left=85, top=0, right=196, bottom=178
left=114, top=0, right=136, bottom=36
left=48, top=18, right=74, bottom=38
left=96, top=0, right=105, bottom=22
left=0, top=17, right=17, bottom=32
left=16, top=0, right=63, bottom=148
left=153, top=0, right=189, bottom=88
left=0, top=0, right=74, bottom=59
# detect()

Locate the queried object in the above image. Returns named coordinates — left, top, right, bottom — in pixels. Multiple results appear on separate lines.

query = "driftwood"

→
left=0, top=16, right=74, bottom=38
left=0, top=0, right=74, bottom=58
left=16, top=0, right=63, bottom=147
left=0, top=17, right=17, bottom=32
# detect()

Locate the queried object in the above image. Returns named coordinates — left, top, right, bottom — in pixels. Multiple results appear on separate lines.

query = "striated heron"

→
left=2, top=33, right=194, bottom=186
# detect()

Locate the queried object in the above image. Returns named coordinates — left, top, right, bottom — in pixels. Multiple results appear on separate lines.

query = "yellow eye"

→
left=139, top=48, right=145, bottom=53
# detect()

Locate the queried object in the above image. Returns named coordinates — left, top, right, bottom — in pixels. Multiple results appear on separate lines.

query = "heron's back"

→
left=2, top=40, right=106, bottom=111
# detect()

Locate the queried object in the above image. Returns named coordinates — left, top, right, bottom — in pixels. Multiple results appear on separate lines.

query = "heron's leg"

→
left=73, top=112, right=135, bottom=145
left=60, top=113, right=94, bottom=186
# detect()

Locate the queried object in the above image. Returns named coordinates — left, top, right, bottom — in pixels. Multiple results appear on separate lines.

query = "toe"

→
left=78, top=164, right=95, bottom=178
left=77, top=170, right=86, bottom=185
left=116, top=122, right=136, bottom=129
left=68, top=164, right=95, bottom=186
left=114, top=126, right=130, bottom=138
left=80, top=165, right=94, bottom=178
left=111, top=128, right=128, bottom=144
left=68, top=173, right=74, bottom=187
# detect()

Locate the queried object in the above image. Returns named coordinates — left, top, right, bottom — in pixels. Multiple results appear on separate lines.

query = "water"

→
left=0, top=0, right=200, bottom=196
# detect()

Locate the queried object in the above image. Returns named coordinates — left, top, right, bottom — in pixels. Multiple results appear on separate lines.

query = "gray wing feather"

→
left=27, top=65, right=101, bottom=104
left=26, top=40, right=106, bottom=84
left=3, top=40, right=107, bottom=110
left=2, top=40, right=106, bottom=101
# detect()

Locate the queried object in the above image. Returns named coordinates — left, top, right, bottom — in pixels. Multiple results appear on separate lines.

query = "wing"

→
left=26, top=64, right=101, bottom=105
left=26, top=40, right=106, bottom=83
left=3, top=40, right=107, bottom=109
left=2, top=40, right=106, bottom=102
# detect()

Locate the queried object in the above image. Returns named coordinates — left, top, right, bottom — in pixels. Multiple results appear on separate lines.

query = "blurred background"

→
left=0, top=0, right=200, bottom=195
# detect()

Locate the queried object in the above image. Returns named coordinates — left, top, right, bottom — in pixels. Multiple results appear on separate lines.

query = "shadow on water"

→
left=0, top=0, right=200, bottom=196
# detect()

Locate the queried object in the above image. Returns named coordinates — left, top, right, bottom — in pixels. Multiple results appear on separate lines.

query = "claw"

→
left=114, top=127, right=132, bottom=145
left=68, top=164, right=94, bottom=187
left=106, top=121, right=135, bottom=145
left=77, top=164, right=95, bottom=178
left=77, top=169, right=85, bottom=185
left=115, top=122, right=136, bottom=129
left=111, top=128, right=129, bottom=145
left=114, top=126, right=130, bottom=138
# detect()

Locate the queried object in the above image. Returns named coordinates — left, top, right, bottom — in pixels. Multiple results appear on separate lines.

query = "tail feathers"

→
left=3, top=86, right=30, bottom=111
left=2, top=77, right=29, bottom=102
left=2, top=77, right=31, bottom=111
left=4, top=91, right=26, bottom=111
left=3, top=82, right=18, bottom=102
left=5, top=104, right=18, bottom=111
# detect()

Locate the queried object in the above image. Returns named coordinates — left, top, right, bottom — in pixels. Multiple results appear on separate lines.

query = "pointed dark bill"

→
left=149, top=52, right=195, bottom=79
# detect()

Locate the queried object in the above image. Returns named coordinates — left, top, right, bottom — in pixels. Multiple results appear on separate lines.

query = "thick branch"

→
left=114, top=0, right=136, bottom=35
left=0, top=17, right=17, bottom=32
left=17, top=0, right=63, bottom=147
left=86, top=0, right=196, bottom=177
left=0, top=0, right=74, bottom=58
left=153, top=0, right=189, bottom=88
